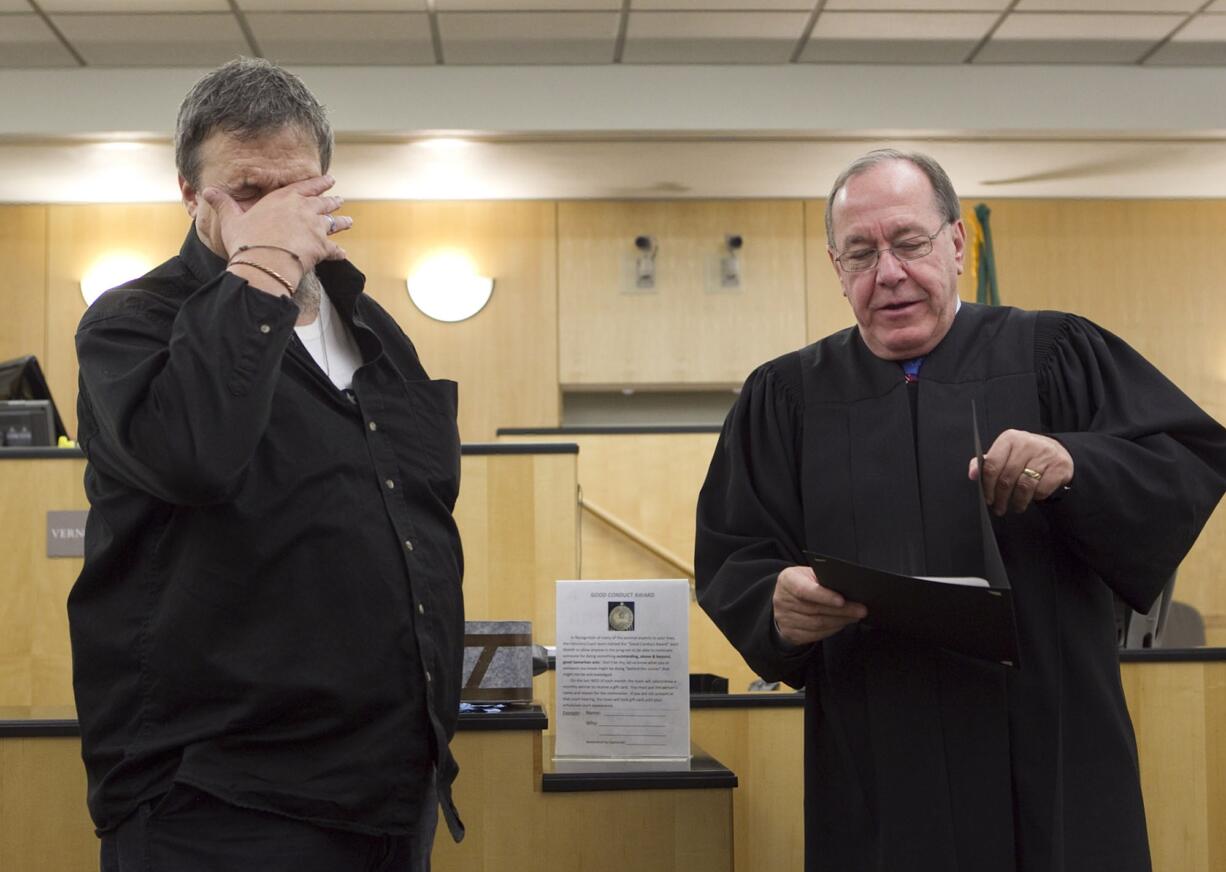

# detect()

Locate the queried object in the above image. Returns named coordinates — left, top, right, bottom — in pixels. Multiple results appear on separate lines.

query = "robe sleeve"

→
left=1037, top=313, right=1226, bottom=612
left=695, top=360, right=813, bottom=688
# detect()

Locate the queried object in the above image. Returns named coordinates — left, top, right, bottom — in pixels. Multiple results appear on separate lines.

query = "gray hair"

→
left=175, top=57, right=333, bottom=189
left=824, top=148, right=961, bottom=249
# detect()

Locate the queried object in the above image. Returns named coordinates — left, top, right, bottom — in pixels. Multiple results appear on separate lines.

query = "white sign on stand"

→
left=554, top=579, right=690, bottom=761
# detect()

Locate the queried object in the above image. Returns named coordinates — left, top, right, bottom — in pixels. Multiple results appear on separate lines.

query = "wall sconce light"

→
left=406, top=250, right=495, bottom=323
left=634, top=235, right=657, bottom=290
left=81, top=252, right=152, bottom=306
left=721, top=234, right=743, bottom=288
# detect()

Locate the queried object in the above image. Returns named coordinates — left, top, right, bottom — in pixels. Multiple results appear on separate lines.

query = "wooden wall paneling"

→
left=534, top=786, right=732, bottom=872
left=499, top=431, right=764, bottom=692
left=1121, top=661, right=1226, bottom=872
left=694, top=663, right=1226, bottom=872
left=559, top=201, right=806, bottom=388
left=451, top=451, right=578, bottom=649
left=499, top=432, right=716, bottom=580
left=803, top=199, right=856, bottom=345
left=0, top=723, right=732, bottom=872
left=963, top=200, right=1226, bottom=419
left=688, top=603, right=762, bottom=695
left=44, top=204, right=190, bottom=440
left=0, top=206, right=48, bottom=367
left=41, top=200, right=558, bottom=444
left=0, top=458, right=87, bottom=708
left=437, top=728, right=733, bottom=872
left=431, top=730, right=543, bottom=872
left=0, top=450, right=576, bottom=709
left=692, top=706, right=806, bottom=872
left=0, top=662, right=1218, bottom=872
left=339, top=201, right=559, bottom=442
left=0, top=736, right=96, bottom=872
left=1188, top=511, right=1226, bottom=646
left=573, top=433, right=717, bottom=567
left=1206, top=663, right=1226, bottom=872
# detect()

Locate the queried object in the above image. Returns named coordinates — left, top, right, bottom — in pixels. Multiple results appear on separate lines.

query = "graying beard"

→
left=295, top=270, right=322, bottom=319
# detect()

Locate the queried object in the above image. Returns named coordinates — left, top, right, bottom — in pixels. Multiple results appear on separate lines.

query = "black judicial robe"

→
left=695, top=303, right=1226, bottom=872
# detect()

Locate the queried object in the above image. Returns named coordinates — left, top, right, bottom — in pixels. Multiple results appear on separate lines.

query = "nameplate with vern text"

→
left=46, top=510, right=88, bottom=558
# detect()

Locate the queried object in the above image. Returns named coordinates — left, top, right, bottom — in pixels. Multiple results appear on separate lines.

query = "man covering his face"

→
left=71, top=58, right=464, bottom=872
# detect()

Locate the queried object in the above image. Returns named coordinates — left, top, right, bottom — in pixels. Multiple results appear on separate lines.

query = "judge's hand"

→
left=968, top=429, right=1074, bottom=516
left=202, top=174, right=352, bottom=277
left=773, top=565, right=868, bottom=647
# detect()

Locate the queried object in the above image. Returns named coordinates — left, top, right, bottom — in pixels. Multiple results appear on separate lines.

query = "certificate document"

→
left=555, top=579, right=690, bottom=761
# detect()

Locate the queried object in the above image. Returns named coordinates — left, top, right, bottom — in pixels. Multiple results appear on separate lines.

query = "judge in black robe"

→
left=694, top=151, right=1226, bottom=872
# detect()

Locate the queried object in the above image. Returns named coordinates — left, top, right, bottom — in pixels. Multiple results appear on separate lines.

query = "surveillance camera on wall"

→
left=722, top=233, right=743, bottom=289
left=634, top=235, right=657, bottom=290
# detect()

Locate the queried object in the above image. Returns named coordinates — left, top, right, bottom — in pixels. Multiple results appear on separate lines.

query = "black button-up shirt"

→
left=69, top=227, right=465, bottom=841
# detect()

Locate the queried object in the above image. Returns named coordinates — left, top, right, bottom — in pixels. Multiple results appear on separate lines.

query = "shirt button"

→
left=368, top=421, right=378, bottom=431
left=259, top=324, right=271, bottom=334
left=417, top=603, right=425, bottom=615
left=404, top=540, right=414, bottom=552
left=385, top=479, right=395, bottom=490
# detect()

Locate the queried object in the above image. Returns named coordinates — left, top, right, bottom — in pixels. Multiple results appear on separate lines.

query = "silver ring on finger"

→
left=326, top=214, right=336, bottom=234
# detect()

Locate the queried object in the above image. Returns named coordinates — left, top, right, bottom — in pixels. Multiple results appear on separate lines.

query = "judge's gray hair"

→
left=824, top=149, right=962, bottom=249
left=175, top=57, right=333, bottom=189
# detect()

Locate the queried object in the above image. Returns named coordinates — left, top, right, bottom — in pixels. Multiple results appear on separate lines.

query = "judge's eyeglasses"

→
left=834, top=222, right=949, bottom=273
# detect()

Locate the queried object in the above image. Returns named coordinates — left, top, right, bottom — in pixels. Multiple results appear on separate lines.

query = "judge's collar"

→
left=897, top=298, right=961, bottom=378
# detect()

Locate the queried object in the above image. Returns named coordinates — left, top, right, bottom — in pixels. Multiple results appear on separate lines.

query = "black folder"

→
left=804, top=408, right=1021, bottom=667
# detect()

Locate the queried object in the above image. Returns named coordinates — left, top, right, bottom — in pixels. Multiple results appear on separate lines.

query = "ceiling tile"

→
left=800, top=12, right=997, bottom=63
left=51, top=13, right=250, bottom=66
left=800, top=39, right=974, bottom=62
left=1147, top=9, right=1226, bottom=61
left=825, top=0, right=1008, bottom=8
left=0, top=14, right=78, bottom=66
left=39, top=0, right=227, bottom=10
left=1206, top=0, right=1226, bottom=10
left=0, top=1, right=34, bottom=9
left=993, top=11, right=1182, bottom=38
left=1171, top=12, right=1226, bottom=38
left=240, top=0, right=426, bottom=9
left=622, top=11, right=809, bottom=63
left=1016, top=0, right=1199, bottom=10
left=810, top=10, right=997, bottom=38
left=439, top=12, right=619, bottom=64
left=247, top=12, right=435, bottom=65
left=632, top=0, right=813, bottom=9
left=976, top=12, right=1183, bottom=63
left=437, top=0, right=617, bottom=9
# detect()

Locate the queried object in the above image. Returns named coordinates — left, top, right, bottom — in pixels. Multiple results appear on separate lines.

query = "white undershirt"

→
left=293, top=292, right=363, bottom=390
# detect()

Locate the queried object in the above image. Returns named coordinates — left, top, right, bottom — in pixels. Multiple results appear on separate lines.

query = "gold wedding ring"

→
left=1021, top=467, right=1043, bottom=481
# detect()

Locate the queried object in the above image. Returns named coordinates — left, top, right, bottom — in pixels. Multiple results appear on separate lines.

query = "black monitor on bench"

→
left=0, top=355, right=69, bottom=447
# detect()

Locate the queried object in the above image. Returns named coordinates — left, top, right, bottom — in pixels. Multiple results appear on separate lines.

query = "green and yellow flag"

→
left=970, top=203, right=1001, bottom=306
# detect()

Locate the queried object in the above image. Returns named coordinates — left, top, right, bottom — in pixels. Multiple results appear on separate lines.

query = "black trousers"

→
left=100, top=783, right=438, bottom=872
